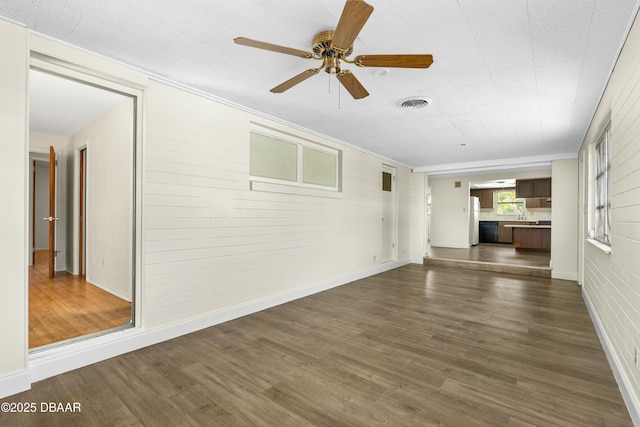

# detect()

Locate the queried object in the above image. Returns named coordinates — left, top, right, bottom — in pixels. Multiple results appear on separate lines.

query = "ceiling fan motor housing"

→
left=313, top=31, right=353, bottom=58
left=313, top=30, right=353, bottom=74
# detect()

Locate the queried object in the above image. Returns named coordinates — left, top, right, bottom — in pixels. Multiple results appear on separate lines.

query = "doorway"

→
left=28, top=67, right=137, bottom=349
left=381, top=165, right=397, bottom=262
left=460, top=178, right=551, bottom=268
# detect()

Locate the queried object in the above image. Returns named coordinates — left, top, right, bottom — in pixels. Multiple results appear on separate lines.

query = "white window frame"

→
left=592, top=126, right=611, bottom=246
left=496, top=189, right=524, bottom=216
left=249, top=125, right=341, bottom=192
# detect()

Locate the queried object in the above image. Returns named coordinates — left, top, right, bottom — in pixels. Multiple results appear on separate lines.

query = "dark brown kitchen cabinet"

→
left=513, top=227, right=551, bottom=251
left=533, top=178, right=551, bottom=198
left=526, top=198, right=552, bottom=208
left=470, top=189, right=494, bottom=208
left=515, top=180, right=534, bottom=198
left=516, top=178, right=551, bottom=199
left=498, top=221, right=536, bottom=243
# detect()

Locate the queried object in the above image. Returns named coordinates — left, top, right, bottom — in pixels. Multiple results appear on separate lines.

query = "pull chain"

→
left=329, top=74, right=341, bottom=110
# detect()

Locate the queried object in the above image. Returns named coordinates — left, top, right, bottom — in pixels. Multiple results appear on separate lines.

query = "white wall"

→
left=408, top=172, right=427, bottom=261
left=69, top=100, right=134, bottom=301
left=0, top=18, right=29, bottom=393
left=429, top=169, right=552, bottom=248
left=579, top=11, right=640, bottom=424
left=0, top=18, right=426, bottom=398
left=429, top=176, right=470, bottom=248
left=29, top=132, right=67, bottom=152
left=551, top=159, right=578, bottom=280
left=142, top=81, right=418, bottom=328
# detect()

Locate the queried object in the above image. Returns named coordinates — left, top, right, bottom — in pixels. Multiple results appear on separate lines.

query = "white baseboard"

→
left=10, top=259, right=411, bottom=395
left=551, top=270, right=578, bottom=281
left=582, top=287, right=640, bottom=426
left=0, top=369, right=31, bottom=399
left=85, top=276, right=132, bottom=302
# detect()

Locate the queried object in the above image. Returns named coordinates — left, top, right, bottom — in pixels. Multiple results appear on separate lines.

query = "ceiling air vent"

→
left=399, top=97, right=431, bottom=109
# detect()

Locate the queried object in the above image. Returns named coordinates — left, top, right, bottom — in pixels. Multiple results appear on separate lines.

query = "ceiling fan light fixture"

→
left=398, top=97, right=431, bottom=109
left=326, top=56, right=341, bottom=74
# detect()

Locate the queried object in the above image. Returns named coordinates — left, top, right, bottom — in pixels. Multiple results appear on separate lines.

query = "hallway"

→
left=29, top=250, right=131, bottom=349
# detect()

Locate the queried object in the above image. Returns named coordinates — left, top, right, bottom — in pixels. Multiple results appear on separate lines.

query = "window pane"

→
left=594, top=130, right=611, bottom=244
left=302, top=147, right=336, bottom=187
left=497, top=190, right=523, bottom=215
left=250, top=132, right=297, bottom=182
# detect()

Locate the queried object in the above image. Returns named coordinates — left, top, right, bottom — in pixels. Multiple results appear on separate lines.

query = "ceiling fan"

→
left=234, top=0, right=433, bottom=99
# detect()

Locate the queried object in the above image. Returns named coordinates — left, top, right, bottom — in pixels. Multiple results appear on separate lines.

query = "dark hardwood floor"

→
left=3, top=264, right=631, bottom=426
left=426, top=244, right=552, bottom=278
left=429, top=244, right=551, bottom=267
left=29, top=250, right=131, bottom=349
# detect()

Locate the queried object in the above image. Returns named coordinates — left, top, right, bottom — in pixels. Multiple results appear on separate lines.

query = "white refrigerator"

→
left=469, top=196, right=480, bottom=246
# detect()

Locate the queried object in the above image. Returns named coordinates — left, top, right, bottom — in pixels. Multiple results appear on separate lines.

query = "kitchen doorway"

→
left=462, top=178, right=552, bottom=269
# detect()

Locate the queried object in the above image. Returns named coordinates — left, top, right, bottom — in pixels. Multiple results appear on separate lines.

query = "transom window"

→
left=497, top=190, right=524, bottom=215
left=250, top=125, right=340, bottom=191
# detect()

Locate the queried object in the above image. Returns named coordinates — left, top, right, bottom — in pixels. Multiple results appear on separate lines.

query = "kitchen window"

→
left=497, top=190, right=524, bottom=215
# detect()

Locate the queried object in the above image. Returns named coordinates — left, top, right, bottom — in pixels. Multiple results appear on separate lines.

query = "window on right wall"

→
left=594, top=126, right=611, bottom=245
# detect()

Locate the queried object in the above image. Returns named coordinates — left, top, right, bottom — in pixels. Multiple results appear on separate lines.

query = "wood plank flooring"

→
left=425, top=244, right=552, bottom=278
left=3, top=264, right=631, bottom=426
left=29, top=250, right=131, bottom=349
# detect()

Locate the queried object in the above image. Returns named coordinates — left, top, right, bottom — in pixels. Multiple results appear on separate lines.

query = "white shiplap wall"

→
left=580, top=12, right=640, bottom=424
left=143, top=81, right=418, bottom=328
left=0, top=18, right=28, bottom=386
left=0, top=19, right=427, bottom=398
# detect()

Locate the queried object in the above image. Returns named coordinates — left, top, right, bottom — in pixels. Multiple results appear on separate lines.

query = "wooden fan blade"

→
left=331, top=0, right=374, bottom=53
left=354, top=54, right=434, bottom=68
left=234, top=37, right=313, bottom=58
left=336, top=70, right=369, bottom=99
left=271, top=69, right=320, bottom=93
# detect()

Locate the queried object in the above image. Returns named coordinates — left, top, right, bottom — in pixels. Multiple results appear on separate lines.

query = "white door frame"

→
left=381, top=165, right=398, bottom=262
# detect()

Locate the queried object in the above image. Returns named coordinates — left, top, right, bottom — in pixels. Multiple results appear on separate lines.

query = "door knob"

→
left=43, top=217, right=59, bottom=222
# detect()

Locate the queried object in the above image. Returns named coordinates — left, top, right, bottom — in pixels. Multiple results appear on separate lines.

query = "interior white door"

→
left=381, top=166, right=396, bottom=262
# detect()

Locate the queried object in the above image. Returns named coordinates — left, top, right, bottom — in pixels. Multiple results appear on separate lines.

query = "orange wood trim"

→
left=48, top=146, right=56, bottom=279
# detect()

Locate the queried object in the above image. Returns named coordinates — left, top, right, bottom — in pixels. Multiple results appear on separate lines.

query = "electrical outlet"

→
left=636, top=347, right=640, bottom=370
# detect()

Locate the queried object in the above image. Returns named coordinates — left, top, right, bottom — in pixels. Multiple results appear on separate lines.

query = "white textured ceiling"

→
left=3, top=0, right=639, bottom=173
